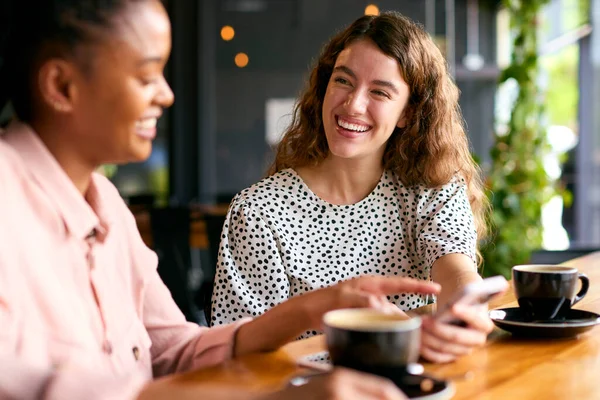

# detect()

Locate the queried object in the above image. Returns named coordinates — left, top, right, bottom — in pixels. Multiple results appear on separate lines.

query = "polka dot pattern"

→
left=211, top=169, right=477, bottom=338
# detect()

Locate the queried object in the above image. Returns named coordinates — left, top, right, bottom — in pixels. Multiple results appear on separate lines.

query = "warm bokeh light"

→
left=235, top=52, right=249, bottom=68
left=365, top=4, right=379, bottom=16
left=220, top=25, right=235, bottom=41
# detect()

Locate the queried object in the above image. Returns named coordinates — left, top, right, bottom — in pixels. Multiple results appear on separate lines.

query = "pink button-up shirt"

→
left=0, top=122, right=249, bottom=400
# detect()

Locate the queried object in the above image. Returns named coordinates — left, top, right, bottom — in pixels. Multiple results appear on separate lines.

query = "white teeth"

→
left=337, top=118, right=370, bottom=132
left=136, top=118, right=157, bottom=130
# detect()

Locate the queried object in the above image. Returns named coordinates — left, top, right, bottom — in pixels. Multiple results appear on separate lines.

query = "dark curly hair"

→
left=269, top=11, right=489, bottom=260
left=0, top=0, right=149, bottom=122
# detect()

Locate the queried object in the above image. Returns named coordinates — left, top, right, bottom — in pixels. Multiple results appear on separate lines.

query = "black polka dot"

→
left=211, top=169, right=477, bottom=338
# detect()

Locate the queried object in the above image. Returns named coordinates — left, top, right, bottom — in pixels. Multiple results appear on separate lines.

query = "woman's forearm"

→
left=233, top=294, right=313, bottom=357
left=431, top=253, right=482, bottom=309
left=233, top=275, right=441, bottom=357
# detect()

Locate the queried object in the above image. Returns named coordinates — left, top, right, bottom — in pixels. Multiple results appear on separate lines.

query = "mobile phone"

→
left=434, top=275, right=509, bottom=325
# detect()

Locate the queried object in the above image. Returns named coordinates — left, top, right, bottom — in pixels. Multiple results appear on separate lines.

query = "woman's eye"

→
left=139, top=77, right=159, bottom=85
left=334, top=77, right=350, bottom=85
left=372, top=90, right=390, bottom=98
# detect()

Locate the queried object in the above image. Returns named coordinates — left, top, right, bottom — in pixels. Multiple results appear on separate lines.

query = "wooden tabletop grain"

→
left=150, top=252, right=600, bottom=399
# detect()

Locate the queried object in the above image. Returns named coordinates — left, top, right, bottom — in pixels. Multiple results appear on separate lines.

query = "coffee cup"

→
left=322, top=308, right=421, bottom=378
left=512, top=265, right=590, bottom=321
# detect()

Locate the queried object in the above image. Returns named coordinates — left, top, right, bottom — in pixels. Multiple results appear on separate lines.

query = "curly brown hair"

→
left=269, top=11, right=489, bottom=257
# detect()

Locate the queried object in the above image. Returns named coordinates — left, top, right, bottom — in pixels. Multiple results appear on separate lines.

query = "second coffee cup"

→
left=512, top=264, right=590, bottom=321
left=323, top=308, right=420, bottom=378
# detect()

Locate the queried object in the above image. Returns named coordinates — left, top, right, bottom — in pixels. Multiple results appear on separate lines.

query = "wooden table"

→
left=150, top=252, right=600, bottom=399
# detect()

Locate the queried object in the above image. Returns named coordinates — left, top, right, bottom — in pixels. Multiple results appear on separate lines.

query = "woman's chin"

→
left=327, top=145, right=365, bottom=160
left=127, top=144, right=153, bottom=163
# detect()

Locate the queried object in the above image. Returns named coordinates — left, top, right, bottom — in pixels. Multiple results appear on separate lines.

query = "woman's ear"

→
left=37, top=59, right=77, bottom=113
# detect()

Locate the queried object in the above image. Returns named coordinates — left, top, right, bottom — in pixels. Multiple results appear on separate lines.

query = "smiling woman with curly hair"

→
left=212, top=11, right=493, bottom=364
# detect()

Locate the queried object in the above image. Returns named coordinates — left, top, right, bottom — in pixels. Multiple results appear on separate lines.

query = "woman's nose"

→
left=343, top=90, right=367, bottom=115
left=156, top=75, right=175, bottom=108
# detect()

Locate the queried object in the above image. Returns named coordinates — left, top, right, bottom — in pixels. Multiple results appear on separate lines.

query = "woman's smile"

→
left=135, top=116, right=159, bottom=140
left=335, top=115, right=373, bottom=139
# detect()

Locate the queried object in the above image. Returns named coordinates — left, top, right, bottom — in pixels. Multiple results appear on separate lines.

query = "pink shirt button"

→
left=102, top=340, right=113, bottom=355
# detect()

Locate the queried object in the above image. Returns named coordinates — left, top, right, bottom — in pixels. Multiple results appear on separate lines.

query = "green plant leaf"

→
left=482, top=0, right=559, bottom=277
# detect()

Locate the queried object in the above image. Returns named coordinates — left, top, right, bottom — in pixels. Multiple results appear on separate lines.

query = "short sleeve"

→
left=211, top=197, right=289, bottom=325
left=416, top=179, right=477, bottom=270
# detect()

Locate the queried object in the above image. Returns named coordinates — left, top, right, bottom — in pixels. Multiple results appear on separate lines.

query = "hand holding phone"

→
left=434, top=275, right=508, bottom=326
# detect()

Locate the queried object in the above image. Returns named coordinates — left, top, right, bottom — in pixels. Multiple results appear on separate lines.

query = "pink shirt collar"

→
left=2, top=121, right=111, bottom=241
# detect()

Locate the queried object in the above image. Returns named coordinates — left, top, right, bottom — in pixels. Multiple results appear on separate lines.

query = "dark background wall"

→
left=167, top=0, right=501, bottom=202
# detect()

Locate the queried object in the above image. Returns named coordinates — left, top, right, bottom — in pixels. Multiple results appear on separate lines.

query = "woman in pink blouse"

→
left=0, top=1, right=440, bottom=399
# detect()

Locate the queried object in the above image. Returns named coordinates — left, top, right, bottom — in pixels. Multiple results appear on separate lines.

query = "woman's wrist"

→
left=233, top=295, right=314, bottom=357
left=297, top=288, right=330, bottom=328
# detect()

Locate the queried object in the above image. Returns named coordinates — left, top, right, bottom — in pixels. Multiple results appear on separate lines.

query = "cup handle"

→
left=573, top=273, right=590, bottom=306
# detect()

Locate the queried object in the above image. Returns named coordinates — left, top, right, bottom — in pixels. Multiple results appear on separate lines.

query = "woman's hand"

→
left=234, top=276, right=439, bottom=357
left=301, top=276, right=441, bottom=329
left=423, top=253, right=496, bottom=363
left=265, top=368, right=407, bottom=400
left=419, top=303, right=494, bottom=363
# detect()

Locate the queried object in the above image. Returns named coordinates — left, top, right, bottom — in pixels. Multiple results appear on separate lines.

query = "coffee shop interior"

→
left=2, top=0, right=600, bottom=398
left=0, top=0, right=596, bottom=313
left=30, top=0, right=591, bottom=326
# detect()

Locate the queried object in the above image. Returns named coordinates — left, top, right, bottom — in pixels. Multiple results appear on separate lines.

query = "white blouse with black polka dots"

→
left=210, top=169, right=477, bottom=337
